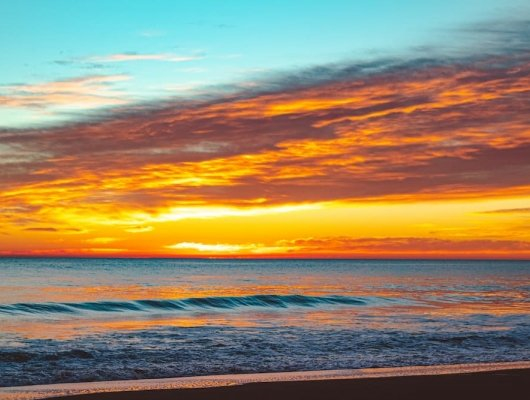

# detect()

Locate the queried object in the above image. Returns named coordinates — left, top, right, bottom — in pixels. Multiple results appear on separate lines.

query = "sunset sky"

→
left=1, top=0, right=530, bottom=258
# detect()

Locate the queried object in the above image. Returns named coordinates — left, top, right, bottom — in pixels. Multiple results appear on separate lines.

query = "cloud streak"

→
left=480, top=207, right=530, bottom=214
left=86, top=53, right=203, bottom=63
left=282, top=236, right=530, bottom=256
left=162, top=236, right=530, bottom=258
left=0, top=75, right=130, bottom=110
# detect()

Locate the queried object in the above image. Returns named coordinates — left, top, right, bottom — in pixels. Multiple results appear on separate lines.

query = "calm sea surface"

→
left=0, top=258, right=529, bottom=386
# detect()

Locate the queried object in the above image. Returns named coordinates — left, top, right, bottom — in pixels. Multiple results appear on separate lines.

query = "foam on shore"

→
left=1, top=361, right=529, bottom=400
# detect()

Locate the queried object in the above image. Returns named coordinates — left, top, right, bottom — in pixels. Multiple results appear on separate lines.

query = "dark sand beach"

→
left=50, top=368, right=530, bottom=400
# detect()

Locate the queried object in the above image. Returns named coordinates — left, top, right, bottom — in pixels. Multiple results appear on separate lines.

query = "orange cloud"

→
left=1, top=49, right=530, bottom=257
left=275, top=236, right=530, bottom=258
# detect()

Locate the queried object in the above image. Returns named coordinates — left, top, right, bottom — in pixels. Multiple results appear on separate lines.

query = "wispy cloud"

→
left=480, top=207, right=530, bottom=214
left=165, top=241, right=291, bottom=254
left=281, top=236, right=530, bottom=256
left=23, top=227, right=58, bottom=232
left=166, top=242, right=251, bottom=253
left=0, top=74, right=130, bottom=110
left=124, top=225, right=153, bottom=233
left=87, top=52, right=203, bottom=63
left=164, top=236, right=530, bottom=257
left=22, top=226, right=83, bottom=233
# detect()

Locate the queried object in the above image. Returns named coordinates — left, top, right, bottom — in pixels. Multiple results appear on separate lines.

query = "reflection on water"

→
left=0, top=258, right=529, bottom=386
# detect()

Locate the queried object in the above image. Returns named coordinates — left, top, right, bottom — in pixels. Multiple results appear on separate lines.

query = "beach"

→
left=2, top=362, right=529, bottom=400
left=53, top=369, right=530, bottom=400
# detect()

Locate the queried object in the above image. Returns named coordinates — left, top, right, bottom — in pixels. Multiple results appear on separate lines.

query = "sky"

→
left=1, top=0, right=530, bottom=258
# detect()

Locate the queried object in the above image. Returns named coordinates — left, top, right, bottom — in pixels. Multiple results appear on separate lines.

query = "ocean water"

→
left=0, top=258, right=529, bottom=387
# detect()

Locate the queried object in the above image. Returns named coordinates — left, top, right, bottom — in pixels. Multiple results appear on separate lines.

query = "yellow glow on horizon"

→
left=2, top=193, right=529, bottom=258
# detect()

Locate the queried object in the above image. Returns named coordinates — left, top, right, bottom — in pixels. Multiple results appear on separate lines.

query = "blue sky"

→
left=1, top=0, right=529, bottom=127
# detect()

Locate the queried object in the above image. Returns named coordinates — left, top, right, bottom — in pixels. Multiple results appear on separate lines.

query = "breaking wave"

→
left=0, top=294, right=369, bottom=316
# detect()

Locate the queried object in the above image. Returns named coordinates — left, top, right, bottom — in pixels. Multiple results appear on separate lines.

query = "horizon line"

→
left=1, top=255, right=529, bottom=262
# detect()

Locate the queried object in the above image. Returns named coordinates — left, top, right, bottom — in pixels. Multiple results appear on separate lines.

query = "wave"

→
left=0, top=294, right=368, bottom=316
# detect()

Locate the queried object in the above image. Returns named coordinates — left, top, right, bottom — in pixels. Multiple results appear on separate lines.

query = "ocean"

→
left=0, top=258, right=529, bottom=387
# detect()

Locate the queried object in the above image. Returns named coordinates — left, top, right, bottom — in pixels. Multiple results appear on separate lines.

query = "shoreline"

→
left=1, top=361, right=529, bottom=400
